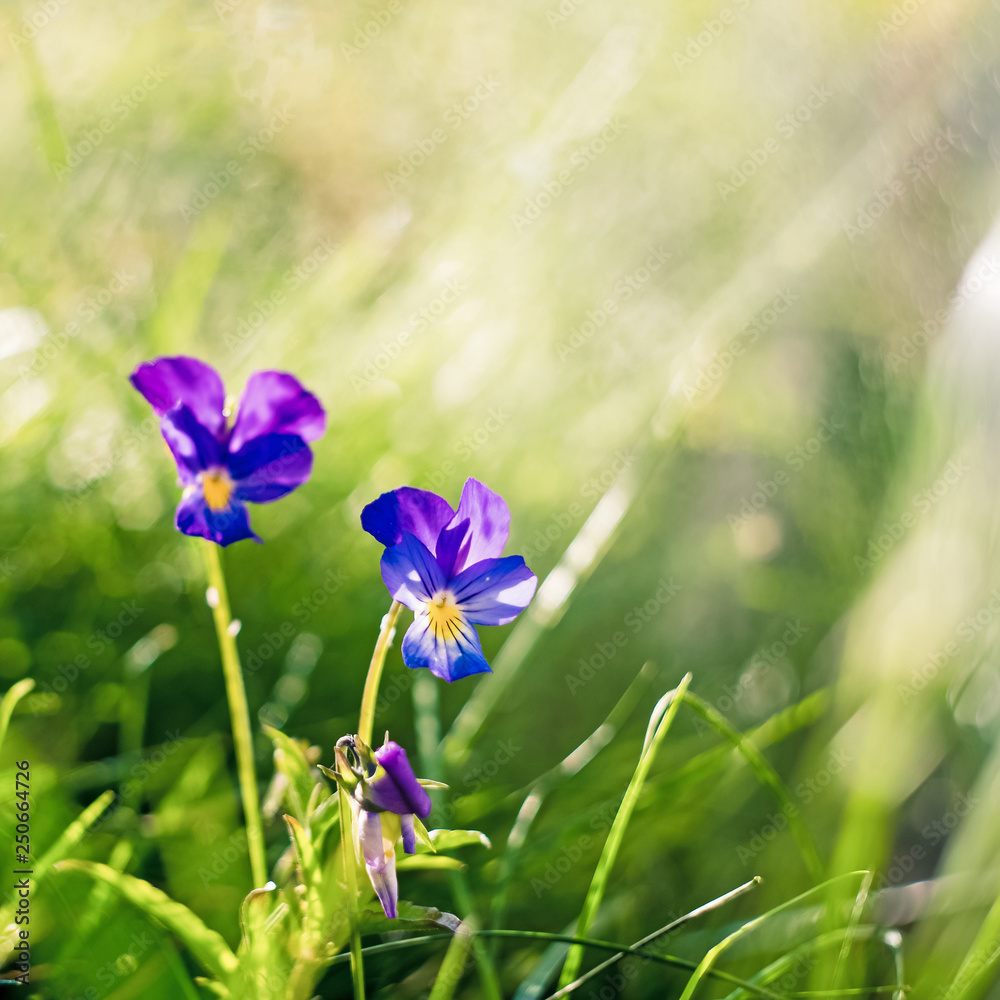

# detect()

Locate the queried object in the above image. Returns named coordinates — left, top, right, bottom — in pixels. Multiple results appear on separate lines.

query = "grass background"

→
left=2, top=0, right=1000, bottom=995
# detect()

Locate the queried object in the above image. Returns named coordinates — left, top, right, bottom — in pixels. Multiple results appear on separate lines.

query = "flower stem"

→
left=200, top=539, right=267, bottom=888
left=338, top=785, right=366, bottom=1000
left=357, top=600, right=402, bottom=745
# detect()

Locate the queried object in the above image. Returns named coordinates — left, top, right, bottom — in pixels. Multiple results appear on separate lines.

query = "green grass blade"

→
left=559, top=672, right=691, bottom=988
left=429, top=918, right=476, bottom=1000
left=0, top=679, right=34, bottom=756
left=678, top=872, right=869, bottom=1000
left=680, top=692, right=824, bottom=883
left=547, top=877, right=762, bottom=1000
left=35, top=789, right=115, bottom=882
left=54, top=859, right=239, bottom=981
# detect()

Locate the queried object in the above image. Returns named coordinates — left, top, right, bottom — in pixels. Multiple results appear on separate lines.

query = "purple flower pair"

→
left=331, top=735, right=432, bottom=919
left=362, top=479, right=538, bottom=682
left=130, top=356, right=325, bottom=545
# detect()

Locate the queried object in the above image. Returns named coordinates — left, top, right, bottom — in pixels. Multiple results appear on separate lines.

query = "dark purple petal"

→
left=160, top=404, right=223, bottom=481
left=435, top=518, right=470, bottom=579
left=400, top=814, right=417, bottom=855
left=445, top=479, right=511, bottom=573
left=175, top=490, right=260, bottom=546
left=370, top=741, right=432, bottom=819
left=229, top=433, right=312, bottom=504
left=358, top=809, right=397, bottom=919
left=362, top=487, right=455, bottom=551
left=130, top=356, right=226, bottom=434
left=380, top=534, right=446, bottom=609
left=401, top=614, right=491, bottom=682
left=451, top=556, right=537, bottom=626
left=229, top=371, right=326, bottom=454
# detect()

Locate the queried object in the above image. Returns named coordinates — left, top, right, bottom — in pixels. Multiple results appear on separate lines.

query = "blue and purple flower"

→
left=332, top=735, right=432, bottom=919
left=130, top=356, right=325, bottom=546
left=361, top=479, right=537, bottom=682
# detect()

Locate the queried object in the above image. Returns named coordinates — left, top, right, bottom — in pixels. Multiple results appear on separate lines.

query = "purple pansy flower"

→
left=361, top=479, right=537, bottom=682
left=130, top=356, right=325, bottom=546
left=331, top=735, right=432, bottom=919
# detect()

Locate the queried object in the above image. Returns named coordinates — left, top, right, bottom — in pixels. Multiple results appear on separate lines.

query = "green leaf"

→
left=422, top=829, right=491, bottom=853
left=0, top=678, right=34, bottom=756
left=55, top=860, right=239, bottom=981
left=559, top=673, right=691, bottom=987
left=430, top=918, right=476, bottom=1000
left=358, top=900, right=462, bottom=936
left=396, top=854, right=466, bottom=872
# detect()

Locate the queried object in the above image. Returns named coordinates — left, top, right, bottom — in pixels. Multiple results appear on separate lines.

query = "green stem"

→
left=200, top=539, right=267, bottom=888
left=338, top=785, right=366, bottom=1000
left=357, top=600, right=402, bottom=745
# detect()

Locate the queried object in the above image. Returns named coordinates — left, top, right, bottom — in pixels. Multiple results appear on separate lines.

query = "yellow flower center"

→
left=426, top=591, right=463, bottom=641
left=201, top=470, right=234, bottom=512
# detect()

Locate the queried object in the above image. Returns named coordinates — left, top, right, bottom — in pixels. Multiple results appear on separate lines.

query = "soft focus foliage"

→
left=3, top=0, right=1000, bottom=996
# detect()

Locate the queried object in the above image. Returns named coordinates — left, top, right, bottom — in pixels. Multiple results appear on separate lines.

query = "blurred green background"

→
left=4, top=0, right=1000, bottom=995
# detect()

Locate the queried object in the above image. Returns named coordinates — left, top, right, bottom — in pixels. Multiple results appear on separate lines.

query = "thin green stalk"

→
left=338, top=785, right=366, bottom=1000
left=200, top=539, right=267, bottom=888
left=559, top=672, right=692, bottom=988
left=358, top=600, right=402, bottom=745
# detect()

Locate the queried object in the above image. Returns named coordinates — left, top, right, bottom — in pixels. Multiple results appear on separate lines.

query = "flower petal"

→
left=130, top=356, right=226, bottom=435
left=445, top=478, right=511, bottom=573
left=175, top=489, right=260, bottom=546
left=358, top=809, right=398, bottom=919
left=400, top=814, right=417, bottom=855
left=229, top=433, right=313, bottom=504
left=362, top=487, right=455, bottom=551
left=380, top=533, right=446, bottom=609
left=401, top=614, right=491, bottom=682
left=370, top=742, right=432, bottom=819
left=229, top=371, right=326, bottom=454
left=451, top=556, right=537, bottom=626
left=160, top=404, right=223, bottom=481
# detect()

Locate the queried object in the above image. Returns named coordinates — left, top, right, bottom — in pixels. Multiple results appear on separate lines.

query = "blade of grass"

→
left=54, top=860, right=239, bottom=981
left=492, top=664, right=656, bottom=949
left=546, top=877, right=762, bottom=1000
left=330, top=928, right=790, bottom=999
left=680, top=692, right=824, bottom=883
left=558, top=672, right=692, bottom=988
left=429, top=918, right=477, bottom=1000
left=678, top=872, right=870, bottom=1000
left=0, top=679, right=34, bottom=756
